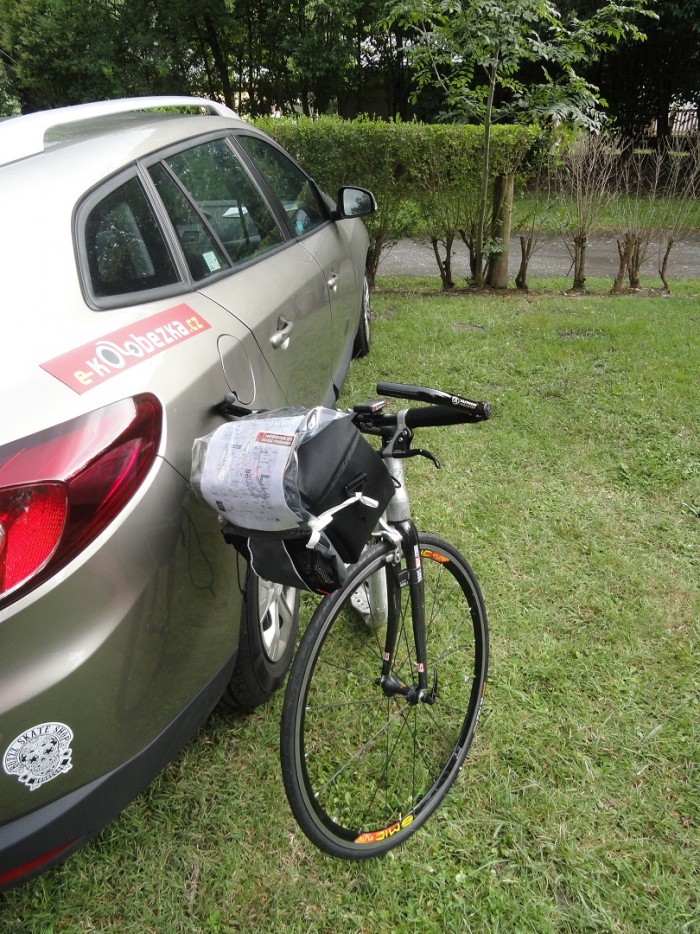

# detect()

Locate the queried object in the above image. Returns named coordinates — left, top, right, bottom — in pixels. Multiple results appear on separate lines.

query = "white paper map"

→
left=199, top=412, right=307, bottom=531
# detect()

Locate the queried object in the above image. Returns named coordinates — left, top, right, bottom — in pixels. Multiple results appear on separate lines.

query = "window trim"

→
left=141, top=132, right=295, bottom=285
left=75, top=166, right=187, bottom=311
left=75, top=130, right=301, bottom=311
left=147, top=158, right=233, bottom=280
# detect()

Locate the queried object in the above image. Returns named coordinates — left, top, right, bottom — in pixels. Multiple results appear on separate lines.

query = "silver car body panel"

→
left=0, top=99, right=370, bottom=880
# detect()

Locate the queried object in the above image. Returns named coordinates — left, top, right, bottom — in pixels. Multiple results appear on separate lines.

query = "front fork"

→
left=378, top=519, right=433, bottom=704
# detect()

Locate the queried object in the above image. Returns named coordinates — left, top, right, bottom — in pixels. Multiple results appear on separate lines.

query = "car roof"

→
left=0, top=98, right=261, bottom=306
left=0, top=96, right=243, bottom=168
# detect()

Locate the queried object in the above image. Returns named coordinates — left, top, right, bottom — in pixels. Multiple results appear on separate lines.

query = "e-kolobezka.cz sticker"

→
left=3, top=722, right=73, bottom=791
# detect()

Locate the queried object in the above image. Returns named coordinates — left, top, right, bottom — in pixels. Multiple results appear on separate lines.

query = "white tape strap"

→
left=306, top=492, right=379, bottom=549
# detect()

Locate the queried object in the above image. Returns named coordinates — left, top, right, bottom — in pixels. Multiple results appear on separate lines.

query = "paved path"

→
left=377, top=235, right=700, bottom=280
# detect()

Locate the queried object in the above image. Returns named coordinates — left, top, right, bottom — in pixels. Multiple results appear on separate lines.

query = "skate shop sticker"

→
left=3, top=722, right=74, bottom=791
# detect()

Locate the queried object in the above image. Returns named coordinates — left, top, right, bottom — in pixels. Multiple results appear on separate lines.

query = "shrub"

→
left=253, top=116, right=541, bottom=286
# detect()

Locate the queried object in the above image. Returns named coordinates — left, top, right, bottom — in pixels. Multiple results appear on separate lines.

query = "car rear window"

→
left=85, top=177, right=180, bottom=299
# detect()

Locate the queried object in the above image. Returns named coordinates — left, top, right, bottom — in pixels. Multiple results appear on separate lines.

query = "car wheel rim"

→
left=362, top=279, right=371, bottom=341
left=258, top=579, right=296, bottom=663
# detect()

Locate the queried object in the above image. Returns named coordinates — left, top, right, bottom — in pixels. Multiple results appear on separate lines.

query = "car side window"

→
left=157, top=139, right=284, bottom=275
left=85, top=177, right=180, bottom=298
left=149, top=163, right=229, bottom=281
left=238, top=135, right=327, bottom=236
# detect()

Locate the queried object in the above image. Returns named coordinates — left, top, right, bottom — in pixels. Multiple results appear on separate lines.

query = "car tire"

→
left=224, top=569, right=299, bottom=711
left=352, top=275, right=371, bottom=358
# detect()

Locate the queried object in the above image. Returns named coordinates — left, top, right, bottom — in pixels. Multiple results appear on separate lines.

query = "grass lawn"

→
left=1, top=278, right=698, bottom=933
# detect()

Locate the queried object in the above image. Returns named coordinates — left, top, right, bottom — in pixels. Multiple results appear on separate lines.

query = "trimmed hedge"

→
left=252, top=116, right=542, bottom=285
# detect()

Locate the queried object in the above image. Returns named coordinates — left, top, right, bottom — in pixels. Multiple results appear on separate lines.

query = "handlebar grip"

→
left=404, top=403, right=490, bottom=428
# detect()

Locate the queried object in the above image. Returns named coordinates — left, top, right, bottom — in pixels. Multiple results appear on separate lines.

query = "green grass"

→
left=1, top=281, right=698, bottom=933
left=511, top=193, right=700, bottom=234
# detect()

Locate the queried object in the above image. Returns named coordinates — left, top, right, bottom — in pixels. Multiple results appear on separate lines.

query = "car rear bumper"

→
left=0, top=652, right=235, bottom=891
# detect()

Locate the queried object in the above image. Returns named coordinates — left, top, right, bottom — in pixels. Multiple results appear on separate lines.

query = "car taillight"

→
left=0, top=483, right=67, bottom=592
left=0, top=840, right=77, bottom=891
left=0, top=394, right=162, bottom=607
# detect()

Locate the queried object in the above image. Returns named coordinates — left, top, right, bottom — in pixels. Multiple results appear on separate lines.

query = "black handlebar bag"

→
left=192, top=407, right=394, bottom=594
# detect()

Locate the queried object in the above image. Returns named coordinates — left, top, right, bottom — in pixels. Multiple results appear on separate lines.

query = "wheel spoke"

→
left=357, top=700, right=415, bottom=826
left=313, top=700, right=411, bottom=798
left=303, top=696, right=386, bottom=760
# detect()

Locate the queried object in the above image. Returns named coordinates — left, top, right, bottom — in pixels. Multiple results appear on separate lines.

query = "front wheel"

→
left=352, top=275, right=371, bottom=358
left=280, top=533, right=488, bottom=858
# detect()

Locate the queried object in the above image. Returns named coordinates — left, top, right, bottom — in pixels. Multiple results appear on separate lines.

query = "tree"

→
left=388, top=0, right=654, bottom=287
left=655, top=142, right=700, bottom=291
left=0, top=58, right=20, bottom=116
left=557, top=133, right=617, bottom=290
left=609, top=140, right=664, bottom=292
left=511, top=131, right=563, bottom=290
left=410, top=125, right=479, bottom=289
left=280, top=0, right=360, bottom=115
left=0, top=0, right=201, bottom=111
left=356, top=17, right=415, bottom=119
left=0, top=0, right=396, bottom=117
left=567, top=0, right=700, bottom=142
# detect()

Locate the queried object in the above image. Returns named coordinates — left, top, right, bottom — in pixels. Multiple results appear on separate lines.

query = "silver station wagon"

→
left=0, top=96, right=374, bottom=889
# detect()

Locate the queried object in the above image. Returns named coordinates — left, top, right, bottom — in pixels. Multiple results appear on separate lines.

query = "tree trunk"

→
left=458, top=227, right=477, bottom=280
left=612, top=236, right=633, bottom=293
left=474, top=65, right=497, bottom=288
left=572, top=233, right=587, bottom=291
left=365, top=238, right=380, bottom=290
left=487, top=174, right=514, bottom=288
left=515, top=235, right=534, bottom=290
left=655, top=76, right=672, bottom=143
left=430, top=235, right=454, bottom=290
left=658, top=237, right=674, bottom=292
left=301, top=87, right=312, bottom=117
left=628, top=238, right=642, bottom=289
left=203, top=13, right=234, bottom=111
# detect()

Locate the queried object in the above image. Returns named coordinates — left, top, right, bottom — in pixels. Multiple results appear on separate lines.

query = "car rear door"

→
left=199, top=246, right=334, bottom=408
left=147, top=137, right=335, bottom=408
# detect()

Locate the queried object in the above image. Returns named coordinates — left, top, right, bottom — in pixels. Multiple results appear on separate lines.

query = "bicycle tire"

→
left=280, top=533, right=488, bottom=859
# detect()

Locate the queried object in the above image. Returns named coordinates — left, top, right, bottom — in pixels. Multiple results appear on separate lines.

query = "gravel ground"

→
left=377, top=235, right=700, bottom=281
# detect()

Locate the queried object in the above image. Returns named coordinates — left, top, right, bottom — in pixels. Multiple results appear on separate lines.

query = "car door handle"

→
left=327, top=274, right=339, bottom=292
left=270, top=316, right=294, bottom=350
